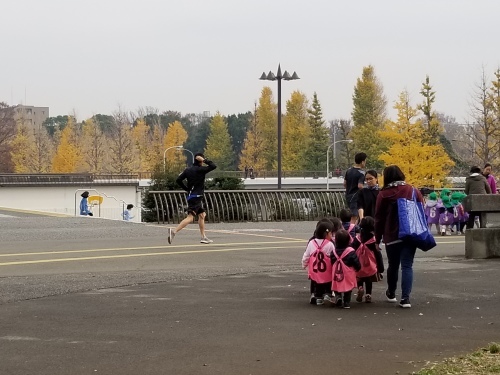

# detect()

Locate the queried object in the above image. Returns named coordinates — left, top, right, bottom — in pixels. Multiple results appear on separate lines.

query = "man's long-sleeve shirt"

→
left=176, top=159, right=217, bottom=196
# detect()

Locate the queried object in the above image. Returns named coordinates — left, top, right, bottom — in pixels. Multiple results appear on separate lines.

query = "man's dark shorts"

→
left=187, top=197, right=205, bottom=216
left=345, top=193, right=359, bottom=217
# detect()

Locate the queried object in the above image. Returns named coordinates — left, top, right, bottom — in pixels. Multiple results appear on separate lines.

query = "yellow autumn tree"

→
left=81, top=118, right=106, bottom=173
left=282, top=91, right=310, bottom=171
left=204, top=112, right=234, bottom=170
left=147, top=124, right=164, bottom=170
left=108, top=109, right=135, bottom=174
left=10, top=123, right=36, bottom=173
left=239, top=108, right=266, bottom=171
left=379, top=91, right=454, bottom=188
left=163, top=120, right=188, bottom=170
left=131, top=118, right=150, bottom=172
left=31, top=125, right=53, bottom=173
left=51, top=117, right=82, bottom=173
left=239, top=88, right=277, bottom=171
left=351, top=65, right=388, bottom=170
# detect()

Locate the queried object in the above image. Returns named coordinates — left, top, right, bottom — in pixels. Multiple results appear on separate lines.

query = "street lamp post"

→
left=260, top=64, right=299, bottom=189
left=326, top=139, right=353, bottom=190
left=163, top=146, right=194, bottom=172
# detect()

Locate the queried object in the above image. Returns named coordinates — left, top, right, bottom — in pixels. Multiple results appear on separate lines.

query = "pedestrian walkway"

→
left=0, top=207, right=70, bottom=218
left=0, top=218, right=498, bottom=374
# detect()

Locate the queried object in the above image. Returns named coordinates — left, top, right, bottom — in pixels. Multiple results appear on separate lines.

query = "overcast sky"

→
left=1, top=0, right=499, bottom=124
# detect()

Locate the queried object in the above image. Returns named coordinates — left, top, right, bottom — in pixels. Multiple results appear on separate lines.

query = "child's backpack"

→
left=332, top=247, right=357, bottom=292
left=355, top=235, right=377, bottom=278
left=308, top=239, right=333, bottom=284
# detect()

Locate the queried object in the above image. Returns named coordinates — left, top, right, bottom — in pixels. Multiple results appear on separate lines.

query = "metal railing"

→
left=138, top=170, right=332, bottom=180
left=149, top=189, right=347, bottom=224
left=148, top=188, right=472, bottom=224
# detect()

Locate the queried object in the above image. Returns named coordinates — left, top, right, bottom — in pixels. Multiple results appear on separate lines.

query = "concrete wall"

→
left=0, top=185, right=142, bottom=222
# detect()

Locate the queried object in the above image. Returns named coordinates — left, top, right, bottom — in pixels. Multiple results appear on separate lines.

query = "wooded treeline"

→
left=2, top=65, right=500, bottom=188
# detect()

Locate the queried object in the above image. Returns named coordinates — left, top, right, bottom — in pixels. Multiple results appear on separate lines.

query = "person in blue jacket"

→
left=80, top=191, right=93, bottom=216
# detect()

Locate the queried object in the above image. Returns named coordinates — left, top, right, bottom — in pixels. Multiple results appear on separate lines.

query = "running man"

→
left=168, top=153, right=217, bottom=244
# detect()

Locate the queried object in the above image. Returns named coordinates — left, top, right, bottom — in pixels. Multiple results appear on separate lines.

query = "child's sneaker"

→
left=316, top=298, right=324, bottom=306
left=343, top=302, right=350, bottom=309
left=309, top=294, right=317, bottom=305
left=323, top=294, right=334, bottom=304
left=356, top=287, right=364, bottom=302
left=335, top=296, right=343, bottom=307
left=440, top=228, right=446, bottom=236
left=365, top=294, right=372, bottom=303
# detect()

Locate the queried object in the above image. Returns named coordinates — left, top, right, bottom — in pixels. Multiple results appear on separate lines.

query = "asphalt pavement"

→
left=0, top=209, right=499, bottom=375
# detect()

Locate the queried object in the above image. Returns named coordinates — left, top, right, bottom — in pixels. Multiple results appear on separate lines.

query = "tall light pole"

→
left=163, top=146, right=194, bottom=172
left=326, top=139, right=353, bottom=190
left=260, top=64, right=299, bottom=189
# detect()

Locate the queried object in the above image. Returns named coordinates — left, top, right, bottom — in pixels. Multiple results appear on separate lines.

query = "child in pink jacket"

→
left=331, top=229, right=361, bottom=309
left=302, top=221, right=335, bottom=306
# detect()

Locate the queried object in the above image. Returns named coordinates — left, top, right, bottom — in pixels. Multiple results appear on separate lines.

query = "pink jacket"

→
left=302, top=239, right=335, bottom=284
left=332, top=247, right=357, bottom=292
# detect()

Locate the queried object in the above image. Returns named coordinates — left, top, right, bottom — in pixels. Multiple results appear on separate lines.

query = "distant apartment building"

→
left=15, top=105, right=49, bottom=129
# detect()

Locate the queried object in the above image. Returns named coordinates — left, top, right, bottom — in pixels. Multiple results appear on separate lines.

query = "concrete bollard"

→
left=462, top=194, right=500, bottom=259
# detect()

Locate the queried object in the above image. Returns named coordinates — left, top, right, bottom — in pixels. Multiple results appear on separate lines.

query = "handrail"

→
left=148, top=189, right=347, bottom=224
left=148, top=188, right=468, bottom=224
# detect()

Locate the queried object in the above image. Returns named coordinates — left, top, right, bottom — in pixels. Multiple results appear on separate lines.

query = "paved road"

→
left=1, top=210, right=499, bottom=375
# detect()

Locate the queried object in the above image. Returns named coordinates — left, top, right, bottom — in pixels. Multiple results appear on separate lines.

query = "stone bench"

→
left=462, top=194, right=500, bottom=259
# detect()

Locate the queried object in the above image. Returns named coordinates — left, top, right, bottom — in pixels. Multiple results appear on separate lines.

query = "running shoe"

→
left=200, top=237, right=213, bottom=244
left=168, top=228, right=175, bottom=244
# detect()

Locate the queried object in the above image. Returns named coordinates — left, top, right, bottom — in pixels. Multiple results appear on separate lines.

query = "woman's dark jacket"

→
left=374, top=184, right=424, bottom=245
left=357, top=187, right=379, bottom=218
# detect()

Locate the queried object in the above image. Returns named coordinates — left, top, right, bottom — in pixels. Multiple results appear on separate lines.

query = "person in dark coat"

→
left=465, top=166, right=492, bottom=229
left=344, top=152, right=367, bottom=224
left=168, top=153, right=217, bottom=244
left=374, top=165, right=424, bottom=309
left=357, top=169, right=379, bottom=220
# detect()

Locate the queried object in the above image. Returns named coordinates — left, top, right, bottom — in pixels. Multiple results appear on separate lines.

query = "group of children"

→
left=424, top=189, right=469, bottom=236
left=302, top=209, right=384, bottom=309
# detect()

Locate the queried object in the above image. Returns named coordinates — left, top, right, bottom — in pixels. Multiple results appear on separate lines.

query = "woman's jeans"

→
left=386, top=241, right=417, bottom=300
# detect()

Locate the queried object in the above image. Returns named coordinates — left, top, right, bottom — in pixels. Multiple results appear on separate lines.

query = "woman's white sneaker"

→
left=399, top=299, right=411, bottom=308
